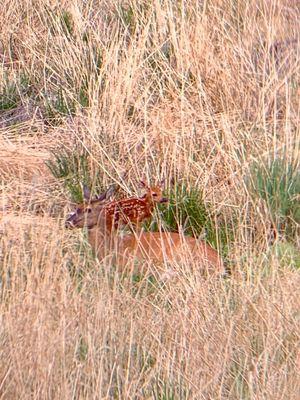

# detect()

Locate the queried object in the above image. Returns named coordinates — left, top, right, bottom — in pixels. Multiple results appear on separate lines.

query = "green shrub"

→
left=117, top=3, right=135, bottom=32
left=248, top=157, right=299, bottom=240
left=42, top=9, right=105, bottom=125
left=46, top=146, right=104, bottom=203
left=45, top=7, right=75, bottom=39
left=155, top=184, right=209, bottom=236
left=271, top=242, right=300, bottom=270
left=116, top=2, right=150, bottom=35
left=60, top=10, right=75, bottom=38
left=151, top=377, right=190, bottom=400
left=146, top=183, right=234, bottom=258
left=0, top=72, right=32, bottom=111
left=44, top=88, right=76, bottom=125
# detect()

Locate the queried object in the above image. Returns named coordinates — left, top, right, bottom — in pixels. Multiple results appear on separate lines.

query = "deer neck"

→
left=87, top=224, right=135, bottom=265
left=144, top=196, right=155, bottom=208
left=87, top=225, right=113, bottom=257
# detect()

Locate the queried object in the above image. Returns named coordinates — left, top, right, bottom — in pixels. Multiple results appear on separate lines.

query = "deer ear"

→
left=140, top=180, right=147, bottom=188
left=96, top=184, right=116, bottom=201
left=106, top=184, right=116, bottom=199
left=96, top=192, right=107, bottom=201
left=82, top=185, right=91, bottom=202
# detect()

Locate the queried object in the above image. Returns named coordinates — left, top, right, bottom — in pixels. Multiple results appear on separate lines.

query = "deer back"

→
left=115, top=231, right=224, bottom=274
left=86, top=219, right=224, bottom=275
left=103, top=183, right=168, bottom=229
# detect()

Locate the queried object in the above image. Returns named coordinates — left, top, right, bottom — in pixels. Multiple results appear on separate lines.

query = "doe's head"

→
left=65, top=185, right=115, bottom=229
left=140, top=180, right=168, bottom=204
left=65, top=200, right=107, bottom=229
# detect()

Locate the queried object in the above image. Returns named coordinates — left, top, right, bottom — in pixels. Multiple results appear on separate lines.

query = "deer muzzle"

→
left=65, top=220, right=75, bottom=229
left=65, top=213, right=77, bottom=229
left=159, top=197, right=168, bottom=203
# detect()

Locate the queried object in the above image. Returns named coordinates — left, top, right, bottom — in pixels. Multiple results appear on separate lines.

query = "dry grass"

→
left=0, top=0, right=299, bottom=399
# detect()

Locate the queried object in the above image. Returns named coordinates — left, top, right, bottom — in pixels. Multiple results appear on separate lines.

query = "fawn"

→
left=65, top=188, right=224, bottom=275
left=94, top=181, right=168, bottom=231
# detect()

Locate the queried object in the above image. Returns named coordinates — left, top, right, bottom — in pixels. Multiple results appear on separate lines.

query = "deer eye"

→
left=152, top=193, right=158, bottom=197
left=86, top=208, right=92, bottom=213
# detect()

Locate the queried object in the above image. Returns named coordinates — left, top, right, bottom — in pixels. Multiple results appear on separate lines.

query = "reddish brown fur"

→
left=66, top=198, right=225, bottom=276
left=102, top=184, right=167, bottom=230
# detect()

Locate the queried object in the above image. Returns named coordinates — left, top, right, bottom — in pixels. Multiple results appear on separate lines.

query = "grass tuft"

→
left=248, top=156, right=300, bottom=240
left=46, top=147, right=91, bottom=202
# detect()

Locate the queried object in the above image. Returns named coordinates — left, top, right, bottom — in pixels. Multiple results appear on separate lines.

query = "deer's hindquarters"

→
left=114, top=232, right=225, bottom=274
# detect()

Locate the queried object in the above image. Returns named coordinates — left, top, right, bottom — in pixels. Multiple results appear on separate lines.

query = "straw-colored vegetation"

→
left=0, top=1, right=299, bottom=398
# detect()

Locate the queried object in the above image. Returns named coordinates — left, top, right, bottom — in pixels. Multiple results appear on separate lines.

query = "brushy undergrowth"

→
left=0, top=0, right=299, bottom=399
left=46, top=147, right=92, bottom=203
left=0, top=72, right=33, bottom=111
left=248, top=156, right=299, bottom=241
left=46, top=146, right=110, bottom=203
left=147, top=183, right=235, bottom=258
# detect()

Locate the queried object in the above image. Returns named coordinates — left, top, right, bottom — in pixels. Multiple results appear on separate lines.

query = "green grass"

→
left=247, top=156, right=300, bottom=240
left=44, top=88, right=77, bottom=125
left=116, top=2, right=151, bottom=35
left=146, top=183, right=235, bottom=258
left=0, top=72, right=32, bottom=111
left=60, top=10, right=75, bottom=38
left=46, top=146, right=99, bottom=202
left=151, top=377, right=191, bottom=400
left=270, top=242, right=300, bottom=270
left=157, top=184, right=209, bottom=236
left=40, top=8, right=105, bottom=125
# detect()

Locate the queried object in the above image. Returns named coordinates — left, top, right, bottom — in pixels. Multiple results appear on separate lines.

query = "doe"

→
left=65, top=188, right=225, bottom=276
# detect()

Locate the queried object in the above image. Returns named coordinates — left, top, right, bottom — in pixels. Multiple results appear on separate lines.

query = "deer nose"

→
left=65, top=219, right=75, bottom=229
left=160, top=197, right=168, bottom=203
